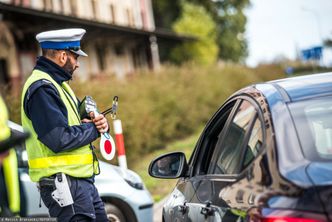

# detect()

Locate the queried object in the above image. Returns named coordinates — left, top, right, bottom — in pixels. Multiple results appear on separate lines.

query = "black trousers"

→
left=40, top=176, right=108, bottom=222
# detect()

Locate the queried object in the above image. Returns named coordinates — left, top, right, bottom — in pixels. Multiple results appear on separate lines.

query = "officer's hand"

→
left=90, top=113, right=109, bottom=134
left=81, top=118, right=92, bottom=123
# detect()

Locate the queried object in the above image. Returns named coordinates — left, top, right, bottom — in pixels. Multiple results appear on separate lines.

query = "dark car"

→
left=149, top=72, right=332, bottom=222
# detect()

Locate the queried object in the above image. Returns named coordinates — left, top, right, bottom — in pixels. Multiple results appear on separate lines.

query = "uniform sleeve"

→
left=24, top=82, right=99, bottom=153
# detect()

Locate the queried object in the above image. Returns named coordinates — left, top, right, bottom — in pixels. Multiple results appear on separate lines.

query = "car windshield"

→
left=289, top=95, right=332, bottom=161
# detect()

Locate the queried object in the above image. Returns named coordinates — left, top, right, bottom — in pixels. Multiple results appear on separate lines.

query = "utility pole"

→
left=302, top=7, right=323, bottom=44
left=302, top=7, right=324, bottom=67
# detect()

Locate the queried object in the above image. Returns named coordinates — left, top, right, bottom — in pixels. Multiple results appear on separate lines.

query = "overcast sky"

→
left=245, top=0, right=332, bottom=67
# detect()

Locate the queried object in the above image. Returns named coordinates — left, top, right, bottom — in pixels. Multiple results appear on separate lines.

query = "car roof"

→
left=253, top=72, right=332, bottom=186
left=268, top=72, right=332, bottom=102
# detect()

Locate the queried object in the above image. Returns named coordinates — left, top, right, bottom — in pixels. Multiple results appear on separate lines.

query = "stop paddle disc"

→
left=100, top=133, right=116, bottom=160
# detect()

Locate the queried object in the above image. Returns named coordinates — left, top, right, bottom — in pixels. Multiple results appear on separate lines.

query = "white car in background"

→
left=16, top=147, right=153, bottom=222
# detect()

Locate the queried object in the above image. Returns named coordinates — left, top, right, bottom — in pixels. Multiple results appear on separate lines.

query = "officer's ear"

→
left=58, top=50, right=68, bottom=66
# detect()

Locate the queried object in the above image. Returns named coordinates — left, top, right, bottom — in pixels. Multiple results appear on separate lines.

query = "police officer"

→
left=0, top=95, right=29, bottom=216
left=21, top=29, right=109, bottom=221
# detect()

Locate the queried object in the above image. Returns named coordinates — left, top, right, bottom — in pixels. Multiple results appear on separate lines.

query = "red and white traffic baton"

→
left=113, top=119, right=127, bottom=169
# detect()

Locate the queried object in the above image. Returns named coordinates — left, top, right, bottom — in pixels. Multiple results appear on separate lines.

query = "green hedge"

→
left=3, top=64, right=284, bottom=165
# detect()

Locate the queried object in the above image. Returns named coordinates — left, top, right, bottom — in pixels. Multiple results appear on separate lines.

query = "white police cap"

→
left=36, top=28, right=88, bottom=57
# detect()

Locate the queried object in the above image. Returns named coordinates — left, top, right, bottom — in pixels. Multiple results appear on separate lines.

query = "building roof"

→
left=0, top=2, right=193, bottom=43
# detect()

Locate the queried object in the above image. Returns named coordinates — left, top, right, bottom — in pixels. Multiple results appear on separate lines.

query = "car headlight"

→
left=124, top=178, right=144, bottom=190
left=113, top=167, right=144, bottom=190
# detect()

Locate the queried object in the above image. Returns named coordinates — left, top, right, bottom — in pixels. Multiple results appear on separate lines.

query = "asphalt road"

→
left=153, top=196, right=168, bottom=222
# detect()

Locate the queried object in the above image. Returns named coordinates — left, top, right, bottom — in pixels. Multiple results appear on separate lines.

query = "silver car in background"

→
left=17, top=148, right=153, bottom=222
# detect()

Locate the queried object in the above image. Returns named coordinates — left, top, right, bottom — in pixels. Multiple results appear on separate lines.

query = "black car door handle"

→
left=200, top=201, right=215, bottom=217
left=178, top=202, right=188, bottom=214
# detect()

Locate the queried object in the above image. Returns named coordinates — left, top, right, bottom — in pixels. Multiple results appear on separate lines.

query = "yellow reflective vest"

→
left=21, top=69, right=99, bottom=182
left=0, top=95, right=10, bottom=142
left=2, top=149, right=20, bottom=215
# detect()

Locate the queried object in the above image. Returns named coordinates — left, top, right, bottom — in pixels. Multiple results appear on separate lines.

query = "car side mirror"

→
left=148, top=152, right=188, bottom=179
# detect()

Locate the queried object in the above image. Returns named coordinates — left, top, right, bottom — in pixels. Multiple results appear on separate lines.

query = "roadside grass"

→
left=2, top=63, right=285, bottom=202
left=4, top=64, right=284, bottom=163
left=131, top=127, right=203, bottom=202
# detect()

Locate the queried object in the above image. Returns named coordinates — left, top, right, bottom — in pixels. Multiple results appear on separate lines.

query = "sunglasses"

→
left=65, top=46, right=81, bottom=51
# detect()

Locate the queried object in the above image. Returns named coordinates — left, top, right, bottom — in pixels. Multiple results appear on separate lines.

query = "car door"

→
left=183, top=96, right=265, bottom=222
left=163, top=99, right=237, bottom=222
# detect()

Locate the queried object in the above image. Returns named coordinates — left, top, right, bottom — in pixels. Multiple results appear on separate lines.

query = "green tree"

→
left=152, top=0, right=181, bottom=29
left=190, top=0, right=250, bottom=62
left=151, top=0, right=250, bottom=63
left=217, top=10, right=248, bottom=62
left=170, top=2, right=219, bottom=65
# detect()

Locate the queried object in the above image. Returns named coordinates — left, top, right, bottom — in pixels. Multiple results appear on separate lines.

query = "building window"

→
left=91, top=0, right=97, bottom=20
left=114, top=45, right=123, bottom=56
left=43, top=0, right=53, bottom=11
left=0, top=59, right=9, bottom=85
left=69, top=0, right=77, bottom=16
left=110, top=4, right=116, bottom=24
left=59, top=0, right=65, bottom=14
left=96, top=44, right=106, bottom=71
left=126, top=8, right=134, bottom=27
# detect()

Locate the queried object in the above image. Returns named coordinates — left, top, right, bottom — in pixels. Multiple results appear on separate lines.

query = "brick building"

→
left=0, top=0, right=188, bottom=91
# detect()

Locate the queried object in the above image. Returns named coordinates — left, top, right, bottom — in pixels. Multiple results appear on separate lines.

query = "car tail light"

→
left=256, top=209, right=327, bottom=222
left=261, top=216, right=322, bottom=222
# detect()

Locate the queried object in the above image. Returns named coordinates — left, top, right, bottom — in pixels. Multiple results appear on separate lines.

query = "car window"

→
left=192, top=101, right=236, bottom=175
left=210, top=100, right=257, bottom=175
left=242, top=116, right=263, bottom=170
left=289, top=96, right=332, bottom=161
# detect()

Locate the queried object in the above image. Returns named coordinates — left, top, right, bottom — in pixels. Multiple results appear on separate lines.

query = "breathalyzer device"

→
left=82, top=96, right=116, bottom=160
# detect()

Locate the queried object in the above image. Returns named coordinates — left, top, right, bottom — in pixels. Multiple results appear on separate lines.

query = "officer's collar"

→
left=34, top=56, right=72, bottom=84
